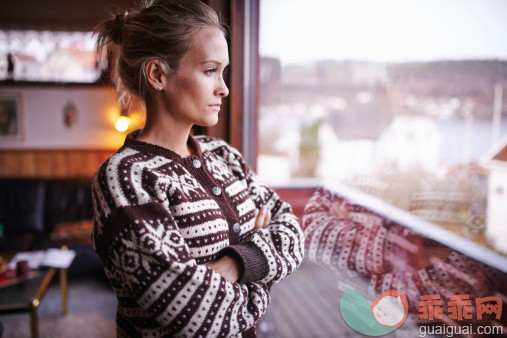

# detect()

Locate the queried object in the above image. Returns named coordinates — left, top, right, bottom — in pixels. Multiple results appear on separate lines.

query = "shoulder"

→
left=92, top=146, right=163, bottom=207
left=95, top=144, right=174, bottom=181
left=94, top=146, right=140, bottom=184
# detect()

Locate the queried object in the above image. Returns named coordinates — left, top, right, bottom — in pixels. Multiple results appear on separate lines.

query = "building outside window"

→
left=0, top=30, right=101, bottom=83
left=258, top=0, right=507, bottom=256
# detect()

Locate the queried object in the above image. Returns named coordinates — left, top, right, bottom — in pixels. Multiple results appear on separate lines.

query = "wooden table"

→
left=0, top=260, right=68, bottom=338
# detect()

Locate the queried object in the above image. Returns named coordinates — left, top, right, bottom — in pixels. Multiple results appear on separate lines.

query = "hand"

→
left=414, top=245, right=453, bottom=270
left=207, top=255, right=242, bottom=283
left=332, top=200, right=350, bottom=220
left=254, top=205, right=271, bottom=230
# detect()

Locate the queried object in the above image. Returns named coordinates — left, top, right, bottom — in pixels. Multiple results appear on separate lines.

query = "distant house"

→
left=484, top=137, right=507, bottom=254
left=40, top=46, right=97, bottom=82
left=13, top=53, right=40, bottom=80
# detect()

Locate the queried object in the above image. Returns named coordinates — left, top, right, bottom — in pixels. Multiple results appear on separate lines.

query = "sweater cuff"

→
left=218, top=242, right=270, bottom=284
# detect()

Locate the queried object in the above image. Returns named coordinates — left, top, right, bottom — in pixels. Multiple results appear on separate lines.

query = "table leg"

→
left=60, top=268, right=68, bottom=316
left=60, top=245, right=69, bottom=316
left=29, top=298, right=39, bottom=338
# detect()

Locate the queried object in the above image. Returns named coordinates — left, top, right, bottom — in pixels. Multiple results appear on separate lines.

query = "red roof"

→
left=492, top=145, right=507, bottom=162
left=13, top=53, right=37, bottom=62
left=61, top=47, right=96, bottom=69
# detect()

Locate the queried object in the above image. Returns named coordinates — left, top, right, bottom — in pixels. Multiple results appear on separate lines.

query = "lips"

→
left=209, top=104, right=221, bottom=111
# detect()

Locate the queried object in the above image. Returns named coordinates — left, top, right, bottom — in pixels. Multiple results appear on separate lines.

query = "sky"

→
left=260, top=0, right=507, bottom=63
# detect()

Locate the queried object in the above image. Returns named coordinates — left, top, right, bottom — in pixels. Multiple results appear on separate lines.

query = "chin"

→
left=206, top=114, right=220, bottom=127
left=198, top=117, right=219, bottom=127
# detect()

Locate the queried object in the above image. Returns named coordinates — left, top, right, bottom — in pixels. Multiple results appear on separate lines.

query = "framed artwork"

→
left=0, top=93, right=24, bottom=139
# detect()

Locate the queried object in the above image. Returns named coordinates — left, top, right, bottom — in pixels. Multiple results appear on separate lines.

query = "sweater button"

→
left=192, top=159, right=202, bottom=168
left=232, top=223, right=240, bottom=233
left=212, top=186, right=221, bottom=196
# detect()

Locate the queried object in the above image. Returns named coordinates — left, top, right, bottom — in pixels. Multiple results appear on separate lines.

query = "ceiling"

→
left=0, top=0, right=137, bottom=31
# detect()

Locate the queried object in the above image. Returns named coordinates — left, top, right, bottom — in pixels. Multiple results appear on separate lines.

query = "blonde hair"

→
left=95, top=0, right=225, bottom=109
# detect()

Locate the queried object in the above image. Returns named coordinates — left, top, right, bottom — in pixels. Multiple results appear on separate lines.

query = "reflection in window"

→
left=0, top=30, right=100, bottom=82
left=299, top=187, right=502, bottom=336
left=258, top=0, right=507, bottom=253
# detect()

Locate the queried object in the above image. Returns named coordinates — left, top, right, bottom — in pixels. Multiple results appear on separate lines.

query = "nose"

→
left=215, top=76, right=229, bottom=97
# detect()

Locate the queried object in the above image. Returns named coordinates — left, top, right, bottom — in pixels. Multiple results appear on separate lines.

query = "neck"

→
left=136, top=101, right=193, bottom=158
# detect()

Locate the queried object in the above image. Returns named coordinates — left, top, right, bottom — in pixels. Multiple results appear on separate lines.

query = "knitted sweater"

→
left=91, top=131, right=304, bottom=337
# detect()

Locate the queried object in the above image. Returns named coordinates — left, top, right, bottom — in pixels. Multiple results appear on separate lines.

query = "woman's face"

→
left=162, top=27, right=229, bottom=128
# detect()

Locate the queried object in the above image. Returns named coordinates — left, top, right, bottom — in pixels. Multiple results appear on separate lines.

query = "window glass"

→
left=259, top=0, right=507, bottom=183
left=258, top=0, right=507, bottom=244
left=0, top=30, right=100, bottom=82
left=257, top=1, right=507, bottom=336
left=257, top=0, right=507, bottom=328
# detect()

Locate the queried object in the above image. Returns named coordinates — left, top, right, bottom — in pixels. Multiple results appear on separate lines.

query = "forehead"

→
left=183, top=27, right=229, bottom=64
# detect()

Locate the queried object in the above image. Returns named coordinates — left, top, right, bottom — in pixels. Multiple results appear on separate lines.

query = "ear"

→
left=145, top=59, right=167, bottom=91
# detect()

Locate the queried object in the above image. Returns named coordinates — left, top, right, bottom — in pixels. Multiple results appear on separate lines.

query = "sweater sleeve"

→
left=219, top=143, right=305, bottom=286
left=302, top=188, right=387, bottom=278
left=92, top=180, right=269, bottom=337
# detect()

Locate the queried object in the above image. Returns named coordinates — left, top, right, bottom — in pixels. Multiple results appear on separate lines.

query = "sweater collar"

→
left=124, top=129, right=203, bottom=161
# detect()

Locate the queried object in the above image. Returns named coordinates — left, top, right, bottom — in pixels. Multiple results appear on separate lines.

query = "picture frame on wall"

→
left=0, top=93, right=25, bottom=140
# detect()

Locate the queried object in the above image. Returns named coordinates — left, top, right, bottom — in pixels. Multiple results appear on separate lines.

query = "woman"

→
left=91, top=1, right=304, bottom=337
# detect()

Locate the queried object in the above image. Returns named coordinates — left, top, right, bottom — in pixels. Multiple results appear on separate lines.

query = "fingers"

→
left=339, top=201, right=349, bottom=219
left=265, top=208, right=271, bottom=226
left=332, top=200, right=350, bottom=219
left=254, top=205, right=271, bottom=230
left=254, top=206, right=266, bottom=229
left=206, top=256, right=241, bottom=283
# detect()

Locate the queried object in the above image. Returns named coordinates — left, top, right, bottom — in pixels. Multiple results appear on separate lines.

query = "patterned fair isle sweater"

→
left=91, top=131, right=304, bottom=337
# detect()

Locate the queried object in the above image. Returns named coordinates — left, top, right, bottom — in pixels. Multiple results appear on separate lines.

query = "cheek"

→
left=184, top=79, right=210, bottom=104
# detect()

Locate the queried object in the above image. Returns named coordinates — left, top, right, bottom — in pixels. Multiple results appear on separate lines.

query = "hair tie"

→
left=112, top=11, right=129, bottom=44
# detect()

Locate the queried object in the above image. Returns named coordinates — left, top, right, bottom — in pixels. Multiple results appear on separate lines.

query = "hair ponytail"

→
left=95, top=11, right=125, bottom=49
left=112, top=12, right=128, bottom=44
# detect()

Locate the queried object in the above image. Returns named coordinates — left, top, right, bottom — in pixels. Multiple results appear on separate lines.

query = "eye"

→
left=205, top=68, right=218, bottom=75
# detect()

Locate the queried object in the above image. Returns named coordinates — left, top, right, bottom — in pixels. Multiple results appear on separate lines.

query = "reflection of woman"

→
left=91, top=1, right=304, bottom=336
left=303, top=188, right=502, bottom=328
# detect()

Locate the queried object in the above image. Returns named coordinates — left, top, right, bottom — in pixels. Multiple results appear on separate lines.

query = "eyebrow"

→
left=200, top=60, right=230, bottom=66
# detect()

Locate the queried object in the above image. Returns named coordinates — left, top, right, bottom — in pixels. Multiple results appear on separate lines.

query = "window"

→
left=259, top=0, right=507, bottom=183
left=0, top=30, right=101, bottom=83
left=258, top=0, right=507, bottom=269
left=256, top=2, right=507, bottom=336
